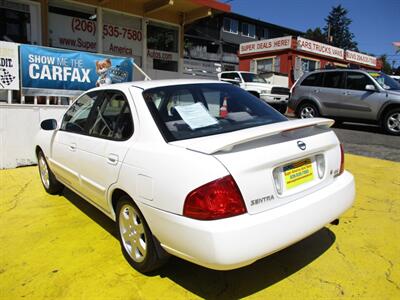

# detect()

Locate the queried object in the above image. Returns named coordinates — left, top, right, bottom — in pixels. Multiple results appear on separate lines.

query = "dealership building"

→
left=238, top=36, right=382, bottom=87
left=0, top=0, right=383, bottom=169
left=0, top=0, right=231, bottom=83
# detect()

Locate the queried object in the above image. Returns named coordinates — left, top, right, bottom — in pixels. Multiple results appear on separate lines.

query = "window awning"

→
left=92, top=0, right=230, bottom=25
left=141, top=0, right=230, bottom=24
left=142, top=0, right=231, bottom=24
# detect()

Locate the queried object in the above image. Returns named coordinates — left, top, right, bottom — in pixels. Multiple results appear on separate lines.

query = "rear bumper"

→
left=141, top=171, right=355, bottom=270
left=260, top=94, right=289, bottom=103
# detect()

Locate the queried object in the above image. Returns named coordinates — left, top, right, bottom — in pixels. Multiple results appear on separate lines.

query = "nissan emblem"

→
left=297, top=141, right=306, bottom=150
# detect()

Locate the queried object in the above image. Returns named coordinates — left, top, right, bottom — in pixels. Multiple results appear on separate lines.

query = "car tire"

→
left=116, top=196, right=168, bottom=273
left=298, top=102, right=319, bottom=119
left=249, top=91, right=260, bottom=98
left=333, top=119, right=343, bottom=126
left=37, top=150, right=64, bottom=195
left=383, top=108, right=400, bottom=135
left=278, top=104, right=288, bottom=114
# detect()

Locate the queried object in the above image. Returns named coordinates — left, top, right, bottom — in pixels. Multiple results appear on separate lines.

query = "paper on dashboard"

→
left=175, top=102, right=218, bottom=130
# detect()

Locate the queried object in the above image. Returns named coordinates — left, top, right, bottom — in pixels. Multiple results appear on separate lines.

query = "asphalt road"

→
left=331, top=122, right=400, bottom=162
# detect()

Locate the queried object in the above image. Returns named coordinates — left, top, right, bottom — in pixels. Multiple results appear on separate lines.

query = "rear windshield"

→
left=143, top=83, right=287, bottom=142
left=241, top=73, right=267, bottom=83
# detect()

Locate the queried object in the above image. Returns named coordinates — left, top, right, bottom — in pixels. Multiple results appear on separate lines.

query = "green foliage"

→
left=379, top=54, right=393, bottom=74
left=323, top=5, right=358, bottom=51
left=304, top=27, right=326, bottom=43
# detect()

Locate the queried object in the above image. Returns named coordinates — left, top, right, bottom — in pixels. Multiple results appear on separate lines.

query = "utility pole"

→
left=327, top=23, right=333, bottom=44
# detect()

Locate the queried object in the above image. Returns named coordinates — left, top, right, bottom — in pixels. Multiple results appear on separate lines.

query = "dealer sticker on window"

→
left=283, top=159, right=314, bottom=189
left=175, top=102, right=218, bottom=130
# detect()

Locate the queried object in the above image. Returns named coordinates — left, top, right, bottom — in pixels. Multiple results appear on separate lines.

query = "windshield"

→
left=143, top=83, right=287, bottom=142
left=241, top=73, right=267, bottom=83
left=368, top=72, right=400, bottom=90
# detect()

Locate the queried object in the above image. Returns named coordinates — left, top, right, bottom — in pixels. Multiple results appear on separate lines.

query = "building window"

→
left=147, top=22, right=179, bottom=72
left=0, top=0, right=41, bottom=44
left=184, top=37, right=219, bottom=61
left=262, top=28, right=269, bottom=39
left=256, top=57, right=280, bottom=73
left=223, top=17, right=238, bottom=34
left=48, top=2, right=96, bottom=52
left=103, top=10, right=143, bottom=62
left=301, top=58, right=320, bottom=72
left=242, top=23, right=255, bottom=38
left=147, top=23, right=178, bottom=53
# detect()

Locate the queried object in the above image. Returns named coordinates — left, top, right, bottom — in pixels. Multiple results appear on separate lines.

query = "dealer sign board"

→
left=345, top=50, right=376, bottom=67
left=48, top=13, right=143, bottom=57
left=239, top=36, right=292, bottom=55
left=20, top=45, right=134, bottom=96
left=0, top=41, right=19, bottom=90
left=297, top=37, right=344, bottom=60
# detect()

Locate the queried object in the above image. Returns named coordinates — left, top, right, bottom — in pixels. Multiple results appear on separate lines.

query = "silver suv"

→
left=289, top=69, right=400, bottom=135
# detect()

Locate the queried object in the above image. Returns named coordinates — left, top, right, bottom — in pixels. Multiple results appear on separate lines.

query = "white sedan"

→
left=36, top=79, right=355, bottom=273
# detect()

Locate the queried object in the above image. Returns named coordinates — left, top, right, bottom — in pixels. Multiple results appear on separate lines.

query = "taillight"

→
left=272, top=168, right=283, bottom=195
left=183, top=175, right=247, bottom=220
left=337, top=143, right=345, bottom=176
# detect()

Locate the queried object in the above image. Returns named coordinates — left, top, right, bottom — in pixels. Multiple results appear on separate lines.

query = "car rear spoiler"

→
left=170, top=118, right=335, bottom=155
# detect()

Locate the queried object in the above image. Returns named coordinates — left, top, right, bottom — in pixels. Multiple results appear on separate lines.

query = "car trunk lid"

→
left=170, top=118, right=341, bottom=214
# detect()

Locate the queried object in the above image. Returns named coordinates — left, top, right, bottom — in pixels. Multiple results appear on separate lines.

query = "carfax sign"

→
left=20, top=45, right=134, bottom=96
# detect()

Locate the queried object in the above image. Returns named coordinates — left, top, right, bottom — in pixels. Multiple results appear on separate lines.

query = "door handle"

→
left=312, top=89, right=320, bottom=93
left=343, top=91, right=352, bottom=96
left=68, top=143, right=77, bottom=151
left=107, top=154, right=119, bottom=165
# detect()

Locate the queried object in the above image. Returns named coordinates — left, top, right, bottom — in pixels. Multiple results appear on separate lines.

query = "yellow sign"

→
left=284, top=159, right=314, bottom=189
left=368, top=72, right=380, bottom=77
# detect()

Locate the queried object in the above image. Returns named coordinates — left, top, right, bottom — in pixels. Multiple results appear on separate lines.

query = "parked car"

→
left=289, top=69, right=400, bottom=135
left=218, top=71, right=290, bottom=114
left=36, top=79, right=355, bottom=273
left=390, top=75, right=400, bottom=83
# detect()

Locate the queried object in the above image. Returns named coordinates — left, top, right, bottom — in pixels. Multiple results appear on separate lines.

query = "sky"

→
left=229, top=0, right=400, bottom=67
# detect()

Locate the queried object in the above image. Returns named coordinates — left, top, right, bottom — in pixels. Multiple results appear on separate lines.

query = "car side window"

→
left=323, top=72, right=344, bottom=89
left=300, top=73, right=324, bottom=87
left=61, top=91, right=100, bottom=134
left=221, top=72, right=241, bottom=81
left=221, top=73, right=234, bottom=80
left=346, top=72, right=374, bottom=91
left=88, top=91, right=133, bottom=141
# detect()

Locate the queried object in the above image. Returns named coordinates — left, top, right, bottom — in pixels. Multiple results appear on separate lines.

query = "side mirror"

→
left=40, top=119, right=57, bottom=130
left=365, top=84, right=377, bottom=92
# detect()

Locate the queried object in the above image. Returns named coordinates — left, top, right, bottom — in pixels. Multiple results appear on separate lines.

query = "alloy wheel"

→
left=119, top=204, right=147, bottom=263
left=300, top=106, right=315, bottom=118
left=38, top=155, right=50, bottom=189
left=387, top=112, right=400, bottom=133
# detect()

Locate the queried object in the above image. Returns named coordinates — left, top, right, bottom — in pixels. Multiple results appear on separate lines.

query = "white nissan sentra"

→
left=35, top=79, right=355, bottom=273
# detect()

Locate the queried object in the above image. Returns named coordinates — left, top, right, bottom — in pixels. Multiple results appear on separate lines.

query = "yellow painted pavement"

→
left=0, top=154, right=399, bottom=299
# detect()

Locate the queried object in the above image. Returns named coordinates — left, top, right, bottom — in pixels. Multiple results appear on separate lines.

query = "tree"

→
left=379, top=54, right=393, bottom=74
left=304, top=27, right=326, bottom=43
left=323, top=5, right=358, bottom=51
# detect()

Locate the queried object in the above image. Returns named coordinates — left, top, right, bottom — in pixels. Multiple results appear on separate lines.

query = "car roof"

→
left=219, top=71, right=253, bottom=74
left=91, top=79, right=229, bottom=91
left=307, top=68, right=375, bottom=74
